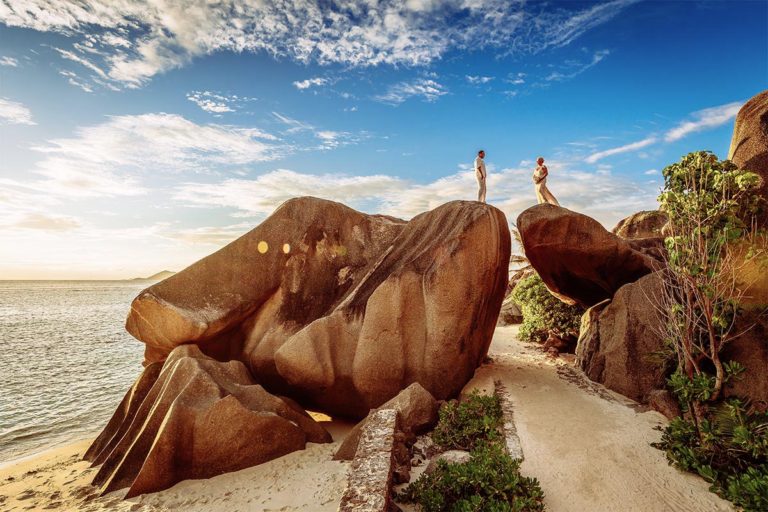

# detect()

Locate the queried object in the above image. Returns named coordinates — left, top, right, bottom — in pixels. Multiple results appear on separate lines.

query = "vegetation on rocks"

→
left=398, top=392, right=545, bottom=512
left=652, top=150, right=768, bottom=510
left=431, top=393, right=503, bottom=451
left=511, top=273, right=583, bottom=343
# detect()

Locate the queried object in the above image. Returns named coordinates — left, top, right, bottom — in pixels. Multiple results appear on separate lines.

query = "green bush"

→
left=653, top=399, right=768, bottom=511
left=652, top=150, right=768, bottom=511
left=511, top=273, right=583, bottom=343
left=432, top=393, right=503, bottom=451
left=398, top=392, right=545, bottom=511
left=398, top=443, right=545, bottom=512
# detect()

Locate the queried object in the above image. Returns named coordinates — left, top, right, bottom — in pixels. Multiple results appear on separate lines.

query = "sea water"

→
left=0, top=280, right=148, bottom=463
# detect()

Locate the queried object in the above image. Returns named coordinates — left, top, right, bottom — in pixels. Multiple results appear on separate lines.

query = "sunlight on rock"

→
left=282, top=243, right=291, bottom=254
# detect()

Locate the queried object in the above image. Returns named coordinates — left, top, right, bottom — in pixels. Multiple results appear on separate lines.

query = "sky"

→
left=0, top=0, right=766, bottom=279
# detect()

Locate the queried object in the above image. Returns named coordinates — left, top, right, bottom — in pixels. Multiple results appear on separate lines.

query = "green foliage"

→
left=399, top=392, right=545, bottom=511
left=397, top=443, right=545, bottom=512
left=657, top=151, right=762, bottom=407
left=511, top=273, right=583, bottom=343
left=653, top=151, right=768, bottom=510
left=653, top=399, right=768, bottom=511
left=432, top=392, right=503, bottom=451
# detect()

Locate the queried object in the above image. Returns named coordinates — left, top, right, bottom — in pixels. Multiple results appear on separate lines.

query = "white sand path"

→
left=484, top=325, right=734, bottom=512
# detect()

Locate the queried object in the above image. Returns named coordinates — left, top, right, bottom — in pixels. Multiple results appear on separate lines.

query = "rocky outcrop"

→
left=517, top=204, right=660, bottom=308
left=576, top=271, right=768, bottom=408
left=575, top=272, right=666, bottom=402
left=498, top=267, right=533, bottom=325
left=611, top=210, right=668, bottom=239
left=334, top=382, right=438, bottom=461
left=125, top=197, right=510, bottom=418
left=729, top=90, right=768, bottom=215
left=84, top=345, right=331, bottom=498
left=338, top=409, right=399, bottom=512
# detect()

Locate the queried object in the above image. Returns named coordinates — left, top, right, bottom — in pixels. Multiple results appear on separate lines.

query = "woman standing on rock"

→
left=533, top=157, right=560, bottom=206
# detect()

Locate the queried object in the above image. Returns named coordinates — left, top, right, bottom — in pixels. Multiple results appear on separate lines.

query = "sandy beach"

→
left=0, top=325, right=735, bottom=512
left=0, top=420, right=352, bottom=512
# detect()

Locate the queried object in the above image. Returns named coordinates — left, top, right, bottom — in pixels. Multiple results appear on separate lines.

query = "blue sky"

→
left=0, top=0, right=766, bottom=279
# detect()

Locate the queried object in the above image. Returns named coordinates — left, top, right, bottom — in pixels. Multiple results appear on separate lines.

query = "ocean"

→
left=0, top=280, right=150, bottom=463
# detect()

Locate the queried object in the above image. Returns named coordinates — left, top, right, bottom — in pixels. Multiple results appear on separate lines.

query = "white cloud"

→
left=174, top=161, right=658, bottom=229
left=185, top=90, right=255, bottom=114
left=584, top=137, right=657, bottom=164
left=272, top=111, right=365, bottom=149
left=58, top=69, right=93, bottom=92
left=293, top=77, right=329, bottom=90
left=174, top=169, right=408, bottom=217
left=466, top=75, right=494, bottom=84
left=546, top=49, right=610, bottom=81
left=644, top=169, right=659, bottom=175
left=2, top=212, right=81, bottom=231
left=23, top=113, right=280, bottom=198
left=0, top=97, right=35, bottom=125
left=0, top=1, right=638, bottom=89
left=375, top=78, right=447, bottom=105
left=664, top=101, right=743, bottom=142
left=0, top=56, right=18, bottom=66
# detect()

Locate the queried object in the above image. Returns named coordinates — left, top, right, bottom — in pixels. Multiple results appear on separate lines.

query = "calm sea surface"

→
left=0, top=280, right=149, bottom=463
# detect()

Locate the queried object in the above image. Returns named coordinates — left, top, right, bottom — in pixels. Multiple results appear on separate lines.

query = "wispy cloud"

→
left=23, top=113, right=280, bottom=198
left=375, top=78, right=447, bottom=105
left=466, top=75, right=494, bottom=84
left=0, top=97, right=35, bottom=125
left=174, top=170, right=407, bottom=217
left=1, top=1, right=637, bottom=89
left=546, top=49, right=610, bottom=81
left=584, top=137, right=657, bottom=163
left=272, top=111, right=366, bottom=149
left=0, top=56, right=18, bottom=67
left=185, top=91, right=255, bottom=114
left=664, top=101, right=743, bottom=142
left=293, top=77, right=329, bottom=90
left=2, top=212, right=81, bottom=231
left=174, top=161, right=658, bottom=228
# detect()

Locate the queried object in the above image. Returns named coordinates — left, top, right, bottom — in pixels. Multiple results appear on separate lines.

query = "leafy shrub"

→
left=652, top=150, right=768, bottom=510
left=398, top=392, right=545, bottom=511
left=432, top=393, right=503, bottom=451
left=653, top=399, right=768, bottom=511
left=398, top=443, right=545, bottom=512
left=511, top=273, right=583, bottom=343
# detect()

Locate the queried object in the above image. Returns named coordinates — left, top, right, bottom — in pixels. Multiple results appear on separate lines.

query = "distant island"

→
left=129, top=270, right=176, bottom=281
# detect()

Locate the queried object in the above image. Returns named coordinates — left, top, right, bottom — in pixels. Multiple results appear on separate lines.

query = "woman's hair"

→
left=536, top=156, right=544, bottom=163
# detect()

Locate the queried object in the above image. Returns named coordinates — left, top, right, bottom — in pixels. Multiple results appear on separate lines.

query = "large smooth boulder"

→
left=611, top=210, right=668, bottom=239
left=85, top=345, right=331, bottom=498
left=729, top=90, right=768, bottom=214
left=577, top=272, right=768, bottom=408
left=517, top=204, right=660, bottom=308
left=125, top=197, right=510, bottom=418
left=575, top=272, right=666, bottom=402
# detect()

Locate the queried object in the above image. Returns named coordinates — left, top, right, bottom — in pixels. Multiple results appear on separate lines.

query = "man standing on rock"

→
left=475, top=149, right=487, bottom=203
left=533, top=156, right=559, bottom=206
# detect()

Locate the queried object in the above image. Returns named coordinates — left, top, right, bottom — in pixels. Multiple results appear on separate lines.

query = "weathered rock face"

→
left=517, top=204, right=660, bottom=308
left=577, top=271, right=768, bottom=408
left=575, top=272, right=666, bottom=402
left=85, top=345, right=331, bottom=498
left=126, top=197, right=510, bottom=418
left=611, top=210, right=668, bottom=240
left=498, top=267, right=533, bottom=325
left=334, top=382, right=438, bottom=461
left=729, top=90, right=768, bottom=211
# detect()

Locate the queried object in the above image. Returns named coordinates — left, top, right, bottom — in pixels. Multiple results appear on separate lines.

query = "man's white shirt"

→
left=474, top=156, right=486, bottom=179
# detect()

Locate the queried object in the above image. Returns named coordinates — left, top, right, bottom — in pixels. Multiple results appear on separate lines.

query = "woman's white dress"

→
left=533, top=165, right=560, bottom=206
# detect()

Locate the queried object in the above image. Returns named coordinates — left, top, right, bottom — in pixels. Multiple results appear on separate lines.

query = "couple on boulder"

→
left=474, top=150, right=559, bottom=206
